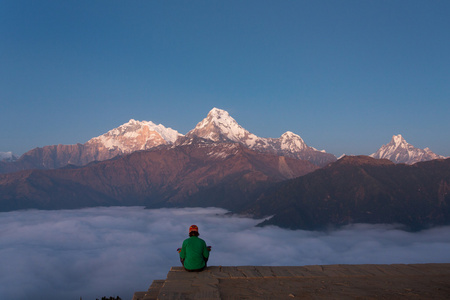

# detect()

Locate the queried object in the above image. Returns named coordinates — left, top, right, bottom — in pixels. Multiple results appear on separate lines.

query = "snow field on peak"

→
left=392, top=134, right=405, bottom=146
left=279, top=131, right=307, bottom=151
left=90, top=119, right=182, bottom=151
left=371, top=134, right=446, bottom=164
left=191, top=108, right=262, bottom=147
left=195, top=108, right=317, bottom=152
left=121, top=119, right=182, bottom=143
left=211, top=112, right=254, bottom=142
left=0, top=151, right=15, bottom=160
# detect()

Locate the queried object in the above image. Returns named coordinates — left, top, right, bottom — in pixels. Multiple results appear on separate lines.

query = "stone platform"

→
left=133, top=263, right=450, bottom=299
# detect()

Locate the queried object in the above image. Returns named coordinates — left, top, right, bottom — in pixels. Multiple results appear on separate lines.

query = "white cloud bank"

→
left=1, top=207, right=450, bottom=300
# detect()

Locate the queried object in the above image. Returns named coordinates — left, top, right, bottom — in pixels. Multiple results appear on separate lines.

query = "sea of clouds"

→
left=1, top=206, right=450, bottom=300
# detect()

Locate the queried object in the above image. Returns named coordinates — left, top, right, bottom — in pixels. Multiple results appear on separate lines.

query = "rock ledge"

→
left=133, top=263, right=450, bottom=299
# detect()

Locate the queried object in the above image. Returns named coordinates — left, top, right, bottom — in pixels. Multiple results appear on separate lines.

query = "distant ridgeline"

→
left=250, top=156, right=450, bottom=231
left=1, top=152, right=449, bottom=231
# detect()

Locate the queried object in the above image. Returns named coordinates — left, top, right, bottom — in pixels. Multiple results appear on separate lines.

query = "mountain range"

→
left=1, top=108, right=449, bottom=231
left=0, top=141, right=318, bottom=212
left=0, top=119, right=182, bottom=173
left=0, top=108, right=336, bottom=174
left=1, top=108, right=445, bottom=174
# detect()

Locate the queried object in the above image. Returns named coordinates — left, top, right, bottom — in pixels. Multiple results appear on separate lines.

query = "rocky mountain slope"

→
left=0, top=141, right=318, bottom=212
left=251, top=155, right=450, bottom=231
left=370, top=134, right=446, bottom=164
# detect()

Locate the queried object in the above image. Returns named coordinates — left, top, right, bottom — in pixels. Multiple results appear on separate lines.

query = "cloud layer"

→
left=1, top=207, right=450, bottom=300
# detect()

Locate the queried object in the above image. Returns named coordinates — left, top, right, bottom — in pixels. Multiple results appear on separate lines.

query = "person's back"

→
left=179, top=225, right=210, bottom=272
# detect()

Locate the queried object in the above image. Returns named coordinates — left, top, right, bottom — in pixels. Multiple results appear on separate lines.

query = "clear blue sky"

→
left=1, top=0, right=449, bottom=157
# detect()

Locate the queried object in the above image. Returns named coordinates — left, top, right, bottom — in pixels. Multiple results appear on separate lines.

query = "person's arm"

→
left=202, top=240, right=210, bottom=261
left=180, top=240, right=187, bottom=263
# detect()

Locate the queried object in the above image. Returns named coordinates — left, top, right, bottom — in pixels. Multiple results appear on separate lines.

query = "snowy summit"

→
left=187, top=107, right=260, bottom=146
left=186, top=108, right=336, bottom=166
left=370, top=134, right=445, bottom=164
left=0, top=151, right=17, bottom=162
left=87, top=119, right=183, bottom=153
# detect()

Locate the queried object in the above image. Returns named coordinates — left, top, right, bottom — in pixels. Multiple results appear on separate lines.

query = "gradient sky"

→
left=1, top=1, right=449, bottom=157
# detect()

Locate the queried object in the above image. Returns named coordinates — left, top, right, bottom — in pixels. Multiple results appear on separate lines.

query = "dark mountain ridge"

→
left=0, top=141, right=318, bottom=212
left=251, top=156, right=450, bottom=231
left=2, top=149, right=449, bottom=231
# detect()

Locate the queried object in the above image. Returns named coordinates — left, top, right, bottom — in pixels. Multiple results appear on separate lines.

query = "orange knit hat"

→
left=189, top=225, right=199, bottom=233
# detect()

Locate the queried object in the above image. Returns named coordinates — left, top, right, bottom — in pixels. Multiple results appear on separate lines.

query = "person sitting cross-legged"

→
left=179, top=225, right=210, bottom=272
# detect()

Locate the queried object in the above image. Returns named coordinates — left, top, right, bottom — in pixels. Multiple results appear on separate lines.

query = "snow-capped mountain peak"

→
left=187, top=108, right=259, bottom=145
left=0, top=108, right=337, bottom=173
left=279, top=131, right=307, bottom=151
left=207, top=107, right=232, bottom=123
left=186, top=108, right=336, bottom=166
left=0, top=151, right=17, bottom=162
left=281, top=131, right=300, bottom=139
left=87, top=119, right=182, bottom=153
left=197, top=107, right=235, bottom=129
left=392, top=134, right=408, bottom=147
left=110, top=119, right=181, bottom=143
left=370, top=134, right=445, bottom=164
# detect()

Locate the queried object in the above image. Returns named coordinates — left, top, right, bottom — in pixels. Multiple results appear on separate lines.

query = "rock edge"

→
left=133, top=263, right=450, bottom=299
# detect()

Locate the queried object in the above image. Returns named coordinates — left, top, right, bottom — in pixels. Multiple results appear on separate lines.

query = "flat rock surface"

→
left=135, top=263, right=450, bottom=299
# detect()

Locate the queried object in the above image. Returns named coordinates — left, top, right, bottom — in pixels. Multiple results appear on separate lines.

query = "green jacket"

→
left=179, top=236, right=210, bottom=271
